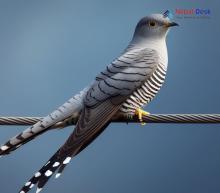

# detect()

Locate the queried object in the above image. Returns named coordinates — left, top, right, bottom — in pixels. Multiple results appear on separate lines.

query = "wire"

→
left=0, top=114, right=219, bottom=129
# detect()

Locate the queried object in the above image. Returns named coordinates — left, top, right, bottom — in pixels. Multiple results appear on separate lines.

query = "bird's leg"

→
left=135, top=108, right=150, bottom=125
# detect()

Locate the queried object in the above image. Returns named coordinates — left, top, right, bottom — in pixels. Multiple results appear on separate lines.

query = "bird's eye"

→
left=148, top=21, right=157, bottom=27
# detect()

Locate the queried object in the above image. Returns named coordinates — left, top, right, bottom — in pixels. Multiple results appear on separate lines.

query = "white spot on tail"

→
left=25, top=181, right=31, bottom=186
left=63, top=157, right=71, bottom=164
left=55, top=173, right=61, bottom=179
left=1, top=145, right=9, bottom=151
left=36, top=187, right=42, bottom=193
left=20, top=191, right=25, bottom=193
left=45, top=170, right=53, bottom=177
left=53, top=162, right=60, bottom=167
left=45, top=161, right=50, bottom=166
left=30, top=184, right=34, bottom=188
left=34, top=172, right=41, bottom=177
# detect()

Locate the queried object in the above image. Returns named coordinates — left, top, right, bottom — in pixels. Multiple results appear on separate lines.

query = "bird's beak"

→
left=165, top=22, right=179, bottom=27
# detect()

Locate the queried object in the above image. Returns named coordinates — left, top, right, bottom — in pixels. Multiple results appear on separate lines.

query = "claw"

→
left=126, top=114, right=133, bottom=120
left=135, top=108, right=150, bottom=125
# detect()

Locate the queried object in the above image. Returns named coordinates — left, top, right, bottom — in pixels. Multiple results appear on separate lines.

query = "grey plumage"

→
left=20, top=46, right=161, bottom=193
left=0, top=13, right=178, bottom=193
left=0, top=87, right=89, bottom=155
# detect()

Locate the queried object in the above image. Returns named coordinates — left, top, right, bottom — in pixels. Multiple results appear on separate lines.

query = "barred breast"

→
left=120, top=62, right=167, bottom=114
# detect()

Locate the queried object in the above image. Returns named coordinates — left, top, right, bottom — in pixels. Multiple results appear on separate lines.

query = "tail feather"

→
left=0, top=88, right=88, bottom=156
left=19, top=87, right=116, bottom=193
left=19, top=149, right=78, bottom=193
left=0, top=121, right=48, bottom=156
left=19, top=121, right=112, bottom=193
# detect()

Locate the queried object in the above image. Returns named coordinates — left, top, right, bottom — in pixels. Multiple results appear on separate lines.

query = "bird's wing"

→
left=19, top=48, right=159, bottom=193
left=0, top=87, right=89, bottom=156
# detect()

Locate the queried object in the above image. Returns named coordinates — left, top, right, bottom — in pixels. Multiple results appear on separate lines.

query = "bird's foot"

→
left=126, top=113, right=133, bottom=120
left=135, top=108, right=150, bottom=125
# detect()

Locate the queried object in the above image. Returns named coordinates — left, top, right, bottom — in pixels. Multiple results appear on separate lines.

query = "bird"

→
left=0, top=12, right=178, bottom=193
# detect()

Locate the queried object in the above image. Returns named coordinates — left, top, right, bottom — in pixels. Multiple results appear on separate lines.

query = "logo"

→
left=163, top=9, right=211, bottom=19
left=163, top=10, right=173, bottom=19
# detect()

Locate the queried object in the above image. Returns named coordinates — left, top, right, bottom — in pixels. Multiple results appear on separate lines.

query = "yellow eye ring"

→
left=148, top=21, right=156, bottom=27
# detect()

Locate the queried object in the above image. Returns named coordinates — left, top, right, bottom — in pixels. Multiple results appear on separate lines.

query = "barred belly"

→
left=120, top=63, right=167, bottom=114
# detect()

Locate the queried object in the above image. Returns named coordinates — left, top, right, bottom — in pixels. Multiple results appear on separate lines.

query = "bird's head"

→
left=132, top=12, right=178, bottom=42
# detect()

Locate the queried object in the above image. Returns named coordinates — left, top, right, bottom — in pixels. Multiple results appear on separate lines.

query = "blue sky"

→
left=0, top=1, right=219, bottom=193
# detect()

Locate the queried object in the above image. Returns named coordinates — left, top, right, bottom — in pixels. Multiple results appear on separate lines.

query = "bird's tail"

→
left=0, top=88, right=88, bottom=156
left=19, top=120, right=110, bottom=193
left=19, top=147, right=79, bottom=193
left=19, top=93, right=119, bottom=193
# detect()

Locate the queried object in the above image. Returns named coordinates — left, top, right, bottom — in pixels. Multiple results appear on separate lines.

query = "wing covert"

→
left=86, top=48, right=160, bottom=107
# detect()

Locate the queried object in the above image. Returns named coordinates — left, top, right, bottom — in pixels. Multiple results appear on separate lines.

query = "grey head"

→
left=132, top=13, right=178, bottom=43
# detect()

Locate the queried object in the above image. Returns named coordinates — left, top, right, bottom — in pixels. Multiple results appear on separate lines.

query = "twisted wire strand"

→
left=0, top=114, right=219, bottom=129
